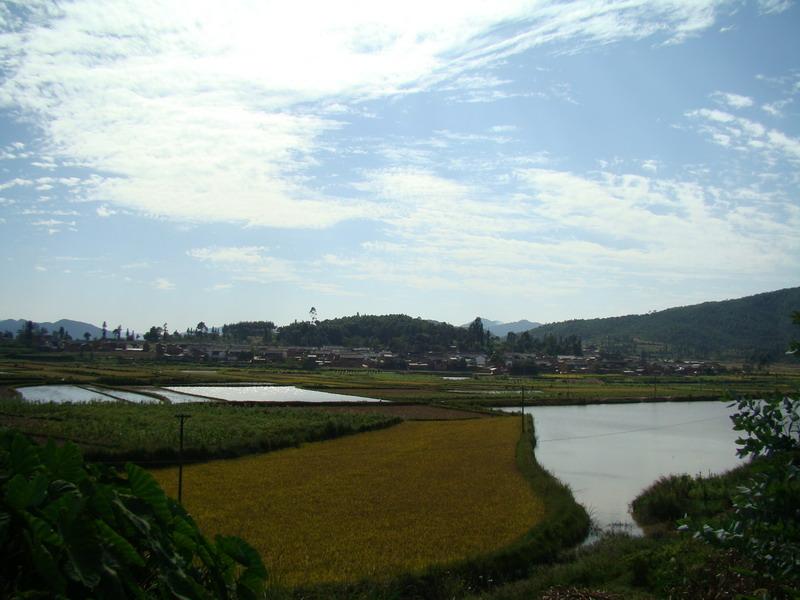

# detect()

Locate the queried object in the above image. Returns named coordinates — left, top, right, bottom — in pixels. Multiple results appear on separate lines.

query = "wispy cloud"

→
left=0, top=0, right=739, bottom=228
left=96, top=205, right=116, bottom=217
left=711, top=91, right=754, bottom=109
left=152, top=277, right=175, bottom=290
left=686, top=108, right=800, bottom=164
left=756, top=0, right=793, bottom=14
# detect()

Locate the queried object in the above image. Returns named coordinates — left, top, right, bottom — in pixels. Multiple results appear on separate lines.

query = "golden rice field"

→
left=151, top=417, right=544, bottom=586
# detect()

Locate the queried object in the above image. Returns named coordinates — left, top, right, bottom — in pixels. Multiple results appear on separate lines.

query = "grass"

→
left=150, top=418, right=547, bottom=587
left=0, top=395, right=399, bottom=464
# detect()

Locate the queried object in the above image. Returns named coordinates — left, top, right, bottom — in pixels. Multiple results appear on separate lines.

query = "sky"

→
left=0, top=0, right=798, bottom=333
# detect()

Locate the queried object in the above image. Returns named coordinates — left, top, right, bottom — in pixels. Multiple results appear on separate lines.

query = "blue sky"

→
left=0, top=0, right=798, bottom=333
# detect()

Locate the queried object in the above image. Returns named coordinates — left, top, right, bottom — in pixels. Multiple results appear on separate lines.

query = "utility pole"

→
left=176, top=414, right=191, bottom=504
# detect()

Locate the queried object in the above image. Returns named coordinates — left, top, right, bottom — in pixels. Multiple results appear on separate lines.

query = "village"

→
left=36, top=336, right=729, bottom=377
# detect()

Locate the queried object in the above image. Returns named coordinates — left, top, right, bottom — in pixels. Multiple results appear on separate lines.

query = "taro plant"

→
left=0, top=430, right=267, bottom=599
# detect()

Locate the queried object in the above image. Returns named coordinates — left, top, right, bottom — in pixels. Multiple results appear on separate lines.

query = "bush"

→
left=691, top=393, right=800, bottom=588
left=0, top=431, right=267, bottom=599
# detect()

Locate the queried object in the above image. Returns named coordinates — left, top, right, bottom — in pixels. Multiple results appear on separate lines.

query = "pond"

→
left=17, top=385, right=156, bottom=404
left=498, top=401, right=743, bottom=534
left=163, top=385, right=385, bottom=403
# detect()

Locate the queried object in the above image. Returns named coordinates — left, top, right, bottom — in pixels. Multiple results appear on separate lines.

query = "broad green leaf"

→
left=24, top=513, right=62, bottom=546
left=5, top=473, right=48, bottom=510
left=24, top=530, right=66, bottom=594
left=125, top=463, right=170, bottom=523
left=0, top=510, right=9, bottom=545
left=42, top=489, right=84, bottom=527
left=111, top=497, right=152, bottom=537
left=41, top=440, right=86, bottom=483
left=10, top=433, right=40, bottom=476
left=95, top=519, right=145, bottom=567
left=62, top=517, right=102, bottom=588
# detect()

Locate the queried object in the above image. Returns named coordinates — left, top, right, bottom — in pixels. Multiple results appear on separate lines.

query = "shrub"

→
left=690, top=393, right=800, bottom=588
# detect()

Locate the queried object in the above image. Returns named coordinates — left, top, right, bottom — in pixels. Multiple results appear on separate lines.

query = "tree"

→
left=691, top=311, right=800, bottom=585
left=101, top=321, right=107, bottom=340
left=113, top=325, right=122, bottom=340
left=18, top=321, right=35, bottom=347
left=196, top=322, right=208, bottom=338
left=309, top=306, right=318, bottom=325
left=143, top=326, right=162, bottom=343
left=83, top=331, right=91, bottom=342
left=467, top=317, right=484, bottom=351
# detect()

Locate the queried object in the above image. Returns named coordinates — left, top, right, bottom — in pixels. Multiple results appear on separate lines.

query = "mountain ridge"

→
left=524, top=287, right=800, bottom=361
left=0, top=319, right=106, bottom=340
left=460, top=318, right=542, bottom=337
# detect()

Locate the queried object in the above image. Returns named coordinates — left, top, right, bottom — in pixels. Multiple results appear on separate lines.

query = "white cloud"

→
left=327, top=165, right=799, bottom=298
left=152, top=277, right=175, bottom=290
left=0, top=0, right=738, bottom=228
left=762, top=99, right=791, bottom=117
left=687, top=108, right=800, bottom=164
left=640, top=159, right=660, bottom=173
left=34, top=265, right=46, bottom=272
left=490, top=125, right=518, bottom=133
left=188, top=245, right=300, bottom=285
left=188, top=246, right=270, bottom=265
left=121, top=261, right=150, bottom=269
left=756, top=0, right=793, bottom=14
left=32, top=218, right=75, bottom=227
left=96, top=205, right=116, bottom=217
left=711, top=91, right=754, bottom=109
left=208, top=283, right=233, bottom=291
left=0, top=178, right=33, bottom=191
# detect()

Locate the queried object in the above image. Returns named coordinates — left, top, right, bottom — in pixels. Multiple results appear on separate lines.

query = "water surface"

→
left=18, top=385, right=120, bottom=403
left=499, top=401, right=742, bottom=534
left=164, top=385, right=384, bottom=403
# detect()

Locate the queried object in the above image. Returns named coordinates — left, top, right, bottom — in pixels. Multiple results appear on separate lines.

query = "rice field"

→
left=150, top=417, right=544, bottom=586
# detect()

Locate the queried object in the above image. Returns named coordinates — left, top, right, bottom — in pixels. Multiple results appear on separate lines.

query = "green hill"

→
left=527, top=287, right=800, bottom=361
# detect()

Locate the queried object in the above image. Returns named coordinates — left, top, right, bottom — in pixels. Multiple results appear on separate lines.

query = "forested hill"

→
left=527, top=287, right=800, bottom=361
left=277, top=314, right=485, bottom=352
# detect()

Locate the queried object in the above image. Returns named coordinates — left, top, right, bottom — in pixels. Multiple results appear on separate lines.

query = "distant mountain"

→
left=461, top=318, right=542, bottom=337
left=527, top=287, right=800, bottom=361
left=0, top=318, right=106, bottom=340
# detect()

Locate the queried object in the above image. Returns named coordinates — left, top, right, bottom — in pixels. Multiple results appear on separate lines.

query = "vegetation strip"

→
left=0, top=397, right=399, bottom=464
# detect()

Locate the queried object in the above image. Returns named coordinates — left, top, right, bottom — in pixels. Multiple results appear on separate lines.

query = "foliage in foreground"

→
left=692, top=393, right=800, bottom=585
left=0, top=430, right=267, bottom=599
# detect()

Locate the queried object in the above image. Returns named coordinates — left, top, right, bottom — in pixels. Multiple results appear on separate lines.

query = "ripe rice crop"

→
left=151, top=417, right=543, bottom=586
